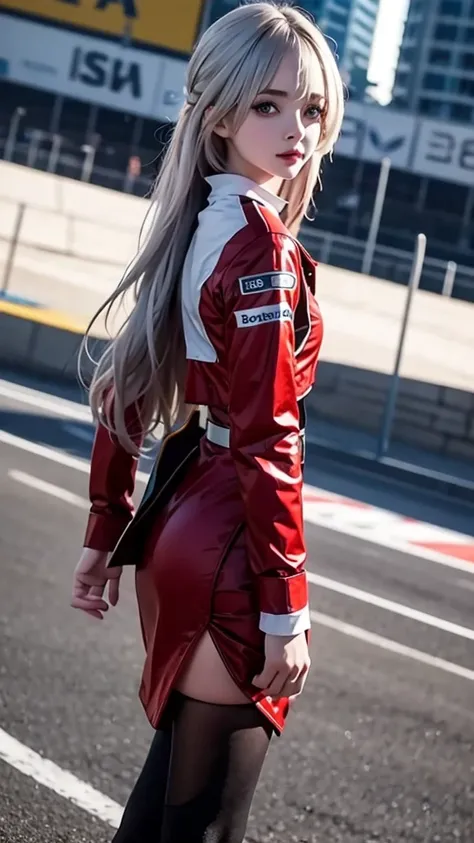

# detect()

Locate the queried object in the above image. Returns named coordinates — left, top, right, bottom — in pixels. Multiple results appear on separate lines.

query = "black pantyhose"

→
left=112, top=691, right=272, bottom=843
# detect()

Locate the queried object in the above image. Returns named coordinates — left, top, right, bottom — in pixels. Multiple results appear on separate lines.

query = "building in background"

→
left=308, top=0, right=381, bottom=98
left=393, top=0, right=474, bottom=124
left=367, top=0, right=410, bottom=105
left=209, top=0, right=381, bottom=98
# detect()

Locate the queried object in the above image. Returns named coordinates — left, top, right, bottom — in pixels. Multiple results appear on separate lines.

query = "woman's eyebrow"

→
left=258, top=88, right=325, bottom=99
left=259, top=87, right=288, bottom=97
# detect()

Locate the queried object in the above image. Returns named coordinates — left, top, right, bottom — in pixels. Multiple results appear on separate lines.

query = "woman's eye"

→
left=253, top=101, right=277, bottom=115
left=306, top=105, right=323, bottom=120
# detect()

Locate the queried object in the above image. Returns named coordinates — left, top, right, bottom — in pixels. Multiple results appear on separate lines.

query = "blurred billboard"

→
left=338, top=101, right=474, bottom=188
left=0, top=14, right=186, bottom=120
left=0, top=0, right=204, bottom=54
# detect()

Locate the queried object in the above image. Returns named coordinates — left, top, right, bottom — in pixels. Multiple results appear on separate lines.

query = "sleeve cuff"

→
left=259, top=605, right=311, bottom=635
left=83, top=512, right=132, bottom=552
left=257, top=570, right=308, bottom=615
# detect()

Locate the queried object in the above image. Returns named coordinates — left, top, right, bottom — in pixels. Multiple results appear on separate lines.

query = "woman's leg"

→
left=111, top=723, right=172, bottom=842
left=174, top=630, right=250, bottom=704
left=160, top=692, right=273, bottom=843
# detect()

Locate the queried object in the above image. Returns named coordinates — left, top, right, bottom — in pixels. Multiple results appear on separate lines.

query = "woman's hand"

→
left=252, top=632, right=311, bottom=700
left=71, top=547, right=122, bottom=620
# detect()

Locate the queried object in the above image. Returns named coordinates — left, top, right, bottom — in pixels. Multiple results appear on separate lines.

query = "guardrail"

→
left=299, top=228, right=474, bottom=303
left=2, top=135, right=153, bottom=198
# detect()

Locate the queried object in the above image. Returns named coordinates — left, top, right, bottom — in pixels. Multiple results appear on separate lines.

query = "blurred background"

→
left=1, top=0, right=474, bottom=299
left=0, top=5, right=474, bottom=842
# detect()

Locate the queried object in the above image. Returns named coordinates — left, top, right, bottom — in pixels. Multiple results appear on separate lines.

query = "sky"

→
left=368, top=0, right=411, bottom=104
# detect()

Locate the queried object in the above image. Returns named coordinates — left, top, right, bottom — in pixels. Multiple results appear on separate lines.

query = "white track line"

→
left=0, top=380, right=91, bottom=422
left=0, top=429, right=148, bottom=483
left=308, top=573, right=474, bottom=641
left=0, top=727, right=123, bottom=828
left=9, top=467, right=474, bottom=644
left=0, top=379, right=164, bottom=439
left=310, top=611, right=474, bottom=681
left=0, top=429, right=91, bottom=474
left=64, top=423, right=95, bottom=442
left=8, top=470, right=90, bottom=509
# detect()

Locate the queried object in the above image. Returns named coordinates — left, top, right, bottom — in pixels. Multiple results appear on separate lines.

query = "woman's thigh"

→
left=174, top=630, right=249, bottom=704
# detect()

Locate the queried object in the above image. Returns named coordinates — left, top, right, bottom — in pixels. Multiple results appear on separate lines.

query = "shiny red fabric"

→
left=84, top=399, right=142, bottom=551
left=84, top=195, right=323, bottom=735
left=135, top=437, right=300, bottom=735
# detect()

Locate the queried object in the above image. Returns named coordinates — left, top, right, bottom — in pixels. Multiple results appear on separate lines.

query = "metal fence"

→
left=300, top=228, right=474, bottom=303
left=3, top=131, right=153, bottom=197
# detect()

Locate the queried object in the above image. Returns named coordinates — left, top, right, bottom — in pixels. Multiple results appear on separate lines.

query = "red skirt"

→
left=131, top=426, right=293, bottom=735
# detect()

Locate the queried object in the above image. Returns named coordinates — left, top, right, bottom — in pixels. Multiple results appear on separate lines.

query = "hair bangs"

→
left=293, top=34, right=322, bottom=101
left=231, top=20, right=299, bottom=129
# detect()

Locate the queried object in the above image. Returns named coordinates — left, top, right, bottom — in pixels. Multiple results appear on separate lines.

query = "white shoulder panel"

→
left=181, top=195, right=247, bottom=362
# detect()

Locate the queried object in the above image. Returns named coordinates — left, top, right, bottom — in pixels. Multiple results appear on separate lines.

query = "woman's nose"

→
left=284, top=113, right=305, bottom=142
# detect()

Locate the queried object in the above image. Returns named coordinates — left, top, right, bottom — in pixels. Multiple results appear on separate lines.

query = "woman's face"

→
left=214, top=47, right=326, bottom=189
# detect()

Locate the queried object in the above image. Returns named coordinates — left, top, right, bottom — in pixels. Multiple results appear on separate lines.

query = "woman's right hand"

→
left=71, top=547, right=122, bottom=620
left=252, top=631, right=311, bottom=700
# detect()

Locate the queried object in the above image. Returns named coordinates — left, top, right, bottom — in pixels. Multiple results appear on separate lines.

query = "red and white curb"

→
left=303, top=484, right=474, bottom=571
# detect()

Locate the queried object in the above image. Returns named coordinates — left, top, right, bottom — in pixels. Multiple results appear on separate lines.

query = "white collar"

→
left=205, top=173, right=287, bottom=215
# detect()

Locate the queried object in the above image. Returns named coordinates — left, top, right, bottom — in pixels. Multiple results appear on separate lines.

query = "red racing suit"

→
left=84, top=173, right=323, bottom=733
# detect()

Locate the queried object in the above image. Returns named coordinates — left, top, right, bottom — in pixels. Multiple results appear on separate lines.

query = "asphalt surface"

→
left=0, top=371, right=473, bottom=843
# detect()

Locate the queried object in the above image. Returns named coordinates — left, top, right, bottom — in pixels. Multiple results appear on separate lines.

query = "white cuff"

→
left=259, top=605, right=311, bottom=636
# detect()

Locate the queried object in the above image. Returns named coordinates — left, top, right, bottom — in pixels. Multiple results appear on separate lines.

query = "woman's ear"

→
left=207, top=108, right=231, bottom=139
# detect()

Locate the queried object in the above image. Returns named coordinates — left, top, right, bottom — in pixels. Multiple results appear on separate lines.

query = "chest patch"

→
left=238, top=271, right=296, bottom=295
left=235, top=303, right=293, bottom=328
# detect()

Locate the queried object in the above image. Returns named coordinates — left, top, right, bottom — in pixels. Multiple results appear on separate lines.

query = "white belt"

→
left=205, top=418, right=306, bottom=452
left=199, top=406, right=231, bottom=448
left=206, top=419, right=231, bottom=448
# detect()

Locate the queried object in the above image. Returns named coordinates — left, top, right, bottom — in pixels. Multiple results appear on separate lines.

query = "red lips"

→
left=276, top=149, right=304, bottom=162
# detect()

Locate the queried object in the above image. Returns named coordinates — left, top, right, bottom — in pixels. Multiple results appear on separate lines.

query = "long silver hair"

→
left=82, top=1, right=345, bottom=453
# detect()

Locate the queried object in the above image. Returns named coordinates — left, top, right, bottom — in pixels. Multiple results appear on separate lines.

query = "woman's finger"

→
left=70, top=598, right=105, bottom=620
left=83, top=609, right=104, bottom=620
left=282, top=662, right=310, bottom=699
left=72, top=579, right=105, bottom=599
left=275, top=665, right=304, bottom=700
left=262, top=668, right=292, bottom=700
left=108, top=576, right=120, bottom=607
left=89, top=584, right=106, bottom=599
left=252, top=664, right=278, bottom=690
left=75, top=572, right=107, bottom=588
left=71, top=595, right=109, bottom=612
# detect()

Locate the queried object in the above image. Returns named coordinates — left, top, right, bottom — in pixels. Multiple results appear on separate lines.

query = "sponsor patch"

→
left=238, top=272, right=296, bottom=295
left=235, top=303, right=293, bottom=328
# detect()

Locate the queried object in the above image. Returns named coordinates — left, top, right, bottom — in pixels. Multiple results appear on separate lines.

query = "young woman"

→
left=72, top=3, right=344, bottom=840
